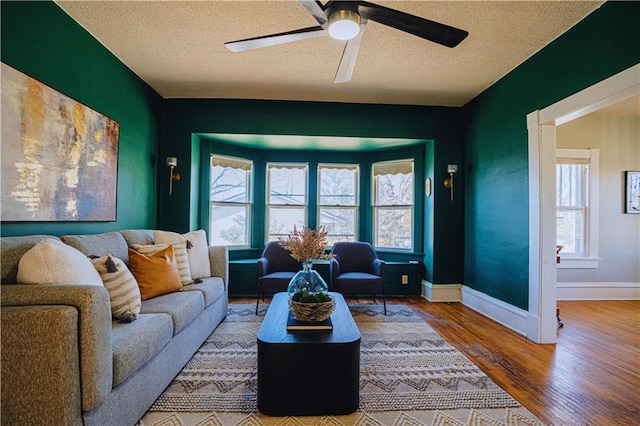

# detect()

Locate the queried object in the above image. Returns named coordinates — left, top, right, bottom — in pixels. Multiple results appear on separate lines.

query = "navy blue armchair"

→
left=330, top=241, right=386, bottom=314
left=256, top=241, right=301, bottom=314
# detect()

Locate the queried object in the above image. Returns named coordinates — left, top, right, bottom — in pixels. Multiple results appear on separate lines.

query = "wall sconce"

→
left=443, top=164, right=458, bottom=201
left=166, top=157, right=180, bottom=195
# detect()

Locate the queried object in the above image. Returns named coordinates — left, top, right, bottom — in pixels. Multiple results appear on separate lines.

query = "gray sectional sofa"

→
left=0, top=229, right=229, bottom=425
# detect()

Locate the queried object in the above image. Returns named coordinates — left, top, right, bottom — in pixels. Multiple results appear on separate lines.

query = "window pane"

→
left=557, top=208, right=585, bottom=255
left=319, top=167, right=357, bottom=205
left=556, top=163, right=588, bottom=207
left=210, top=204, right=249, bottom=246
left=268, top=206, right=306, bottom=241
left=375, top=207, right=412, bottom=249
left=319, top=207, right=356, bottom=242
left=268, top=165, right=307, bottom=204
left=211, top=160, right=251, bottom=202
left=374, top=171, right=413, bottom=205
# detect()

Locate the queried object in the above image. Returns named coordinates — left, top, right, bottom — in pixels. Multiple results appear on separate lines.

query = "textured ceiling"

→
left=56, top=0, right=604, bottom=107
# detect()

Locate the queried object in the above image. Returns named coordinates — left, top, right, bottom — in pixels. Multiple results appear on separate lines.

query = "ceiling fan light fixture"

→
left=328, top=9, right=360, bottom=41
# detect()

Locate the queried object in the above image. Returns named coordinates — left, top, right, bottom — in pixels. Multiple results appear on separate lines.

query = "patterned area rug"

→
left=138, top=304, right=542, bottom=425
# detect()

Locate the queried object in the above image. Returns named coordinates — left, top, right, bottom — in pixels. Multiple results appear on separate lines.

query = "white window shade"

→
left=372, top=160, right=413, bottom=176
left=211, top=155, right=252, bottom=170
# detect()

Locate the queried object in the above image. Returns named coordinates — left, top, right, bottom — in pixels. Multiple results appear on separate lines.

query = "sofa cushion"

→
left=120, top=229, right=155, bottom=247
left=111, top=313, right=173, bottom=387
left=182, top=277, right=225, bottom=308
left=17, top=239, right=103, bottom=286
left=133, top=243, right=192, bottom=285
left=154, top=229, right=212, bottom=280
left=139, top=290, right=204, bottom=335
left=90, top=255, right=141, bottom=321
left=0, top=235, right=61, bottom=284
left=128, top=247, right=183, bottom=301
left=61, top=232, right=129, bottom=265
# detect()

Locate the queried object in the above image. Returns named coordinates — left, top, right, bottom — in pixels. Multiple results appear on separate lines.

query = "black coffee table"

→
left=257, top=292, right=361, bottom=416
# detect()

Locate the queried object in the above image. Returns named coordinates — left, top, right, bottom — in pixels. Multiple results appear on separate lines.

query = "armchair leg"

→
left=256, top=295, right=260, bottom=315
left=383, top=294, right=386, bottom=315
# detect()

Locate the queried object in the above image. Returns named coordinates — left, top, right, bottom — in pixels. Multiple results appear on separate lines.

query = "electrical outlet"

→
left=401, top=275, right=409, bottom=285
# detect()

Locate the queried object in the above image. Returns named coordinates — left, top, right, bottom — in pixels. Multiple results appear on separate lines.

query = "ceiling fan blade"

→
left=334, top=20, right=367, bottom=84
left=356, top=1, right=468, bottom=48
left=298, top=0, right=328, bottom=27
left=225, top=26, right=327, bottom=52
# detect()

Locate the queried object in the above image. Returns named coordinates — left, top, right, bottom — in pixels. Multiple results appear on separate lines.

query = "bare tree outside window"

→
left=267, top=163, right=308, bottom=242
left=210, top=155, right=252, bottom=246
left=318, top=164, right=358, bottom=244
left=373, top=160, right=414, bottom=250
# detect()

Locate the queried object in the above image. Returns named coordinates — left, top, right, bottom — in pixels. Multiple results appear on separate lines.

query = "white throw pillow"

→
left=132, top=242, right=193, bottom=285
left=17, top=238, right=102, bottom=286
left=90, top=254, right=141, bottom=321
left=154, top=229, right=211, bottom=280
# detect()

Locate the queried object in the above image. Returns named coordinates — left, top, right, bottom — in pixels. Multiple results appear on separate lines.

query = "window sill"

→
left=557, top=257, right=601, bottom=269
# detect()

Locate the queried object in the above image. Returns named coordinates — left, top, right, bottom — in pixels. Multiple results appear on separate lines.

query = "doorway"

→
left=526, top=64, right=640, bottom=344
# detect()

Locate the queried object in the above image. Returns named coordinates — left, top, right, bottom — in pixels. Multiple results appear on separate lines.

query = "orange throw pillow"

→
left=128, top=245, right=183, bottom=301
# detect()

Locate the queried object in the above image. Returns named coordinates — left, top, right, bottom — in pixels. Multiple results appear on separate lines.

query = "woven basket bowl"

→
left=288, top=296, right=335, bottom=322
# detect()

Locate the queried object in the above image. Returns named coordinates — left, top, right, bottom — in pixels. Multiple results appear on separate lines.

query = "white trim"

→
left=557, top=257, right=601, bottom=269
left=527, top=63, right=640, bottom=344
left=461, top=286, right=529, bottom=336
left=421, top=280, right=461, bottom=302
left=557, top=282, right=640, bottom=300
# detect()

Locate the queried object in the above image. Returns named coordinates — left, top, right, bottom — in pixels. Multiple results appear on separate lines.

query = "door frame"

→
left=526, top=64, right=639, bottom=344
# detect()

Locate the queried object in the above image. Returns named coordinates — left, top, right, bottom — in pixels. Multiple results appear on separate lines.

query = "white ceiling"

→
left=56, top=0, right=605, bottom=107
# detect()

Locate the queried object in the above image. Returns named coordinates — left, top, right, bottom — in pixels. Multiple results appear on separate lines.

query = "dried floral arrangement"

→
left=278, top=225, right=332, bottom=263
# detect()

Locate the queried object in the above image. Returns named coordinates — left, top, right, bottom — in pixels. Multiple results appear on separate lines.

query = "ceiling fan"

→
left=224, top=0, right=468, bottom=84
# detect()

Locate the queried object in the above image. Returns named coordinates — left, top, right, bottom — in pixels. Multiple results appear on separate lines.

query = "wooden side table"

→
left=257, top=292, right=361, bottom=416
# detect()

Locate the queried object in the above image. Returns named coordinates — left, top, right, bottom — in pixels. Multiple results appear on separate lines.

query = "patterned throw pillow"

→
left=17, top=238, right=103, bottom=286
left=128, top=246, right=183, bottom=301
left=132, top=242, right=192, bottom=285
left=90, top=254, right=141, bottom=322
left=154, top=229, right=212, bottom=280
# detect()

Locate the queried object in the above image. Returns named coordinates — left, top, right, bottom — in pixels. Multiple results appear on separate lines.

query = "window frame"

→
left=209, top=154, right=253, bottom=248
left=371, top=159, right=414, bottom=251
left=265, top=162, right=309, bottom=243
left=317, top=163, right=359, bottom=244
left=556, top=148, right=600, bottom=269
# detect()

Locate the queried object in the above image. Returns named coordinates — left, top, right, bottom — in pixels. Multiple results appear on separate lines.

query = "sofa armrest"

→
left=1, top=305, right=83, bottom=425
left=1, top=284, right=112, bottom=413
left=208, top=245, right=229, bottom=289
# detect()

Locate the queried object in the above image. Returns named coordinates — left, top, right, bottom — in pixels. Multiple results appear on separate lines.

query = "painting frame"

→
left=1, top=63, right=119, bottom=222
left=625, top=171, right=640, bottom=214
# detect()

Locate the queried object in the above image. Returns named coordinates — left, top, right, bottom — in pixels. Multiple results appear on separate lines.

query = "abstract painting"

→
left=1, top=63, right=119, bottom=221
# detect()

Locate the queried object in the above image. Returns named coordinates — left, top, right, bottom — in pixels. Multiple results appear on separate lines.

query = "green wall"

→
left=1, top=1, right=161, bottom=237
left=463, top=1, right=640, bottom=309
left=160, top=99, right=466, bottom=284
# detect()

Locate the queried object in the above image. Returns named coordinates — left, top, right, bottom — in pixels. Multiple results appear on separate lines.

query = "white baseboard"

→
left=460, top=286, right=529, bottom=336
left=421, top=280, right=461, bottom=302
left=557, top=281, right=640, bottom=300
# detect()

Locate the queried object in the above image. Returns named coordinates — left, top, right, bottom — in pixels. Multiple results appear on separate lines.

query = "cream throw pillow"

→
left=17, top=239, right=102, bottom=286
left=90, top=254, right=141, bottom=322
left=133, top=242, right=192, bottom=285
left=154, top=229, right=211, bottom=280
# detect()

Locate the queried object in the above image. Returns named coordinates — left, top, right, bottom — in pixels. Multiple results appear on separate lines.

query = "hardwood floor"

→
left=234, top=296, right=640, bottom=425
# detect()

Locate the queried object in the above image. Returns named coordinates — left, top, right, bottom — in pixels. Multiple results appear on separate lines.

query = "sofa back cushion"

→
left=61, top=232, right=129, bottom=264
left=120, top=229, right=155, bottom=247
left=1, top=235, right=61, bottom=284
